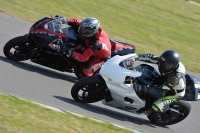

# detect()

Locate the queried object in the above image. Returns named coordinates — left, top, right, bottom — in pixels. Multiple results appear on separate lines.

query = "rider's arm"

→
left=67, top=18, right=82, bottom=33
left=154, top=72, right=186, bottom=102
left=165, top=72, right=186, bottom=98
left=138, top=54, right=159, bottom=64
left=173, top=74, right=186, bottom=99
left=71, top=47, right=94, bottom=62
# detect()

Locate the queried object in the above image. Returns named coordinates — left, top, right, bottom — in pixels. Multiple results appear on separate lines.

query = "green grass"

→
left=0, top=94, right=134, bottom=133
left=193, top=0, right=200, bottom=3
left=0, top=0, right=200, bottom=73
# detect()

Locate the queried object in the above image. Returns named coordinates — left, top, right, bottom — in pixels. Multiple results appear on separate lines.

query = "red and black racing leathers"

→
left=67, top=18, right=111, bottom=77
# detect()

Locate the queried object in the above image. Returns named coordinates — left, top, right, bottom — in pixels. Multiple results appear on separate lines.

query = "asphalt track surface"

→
left=0, top=13, right=200, bottom=133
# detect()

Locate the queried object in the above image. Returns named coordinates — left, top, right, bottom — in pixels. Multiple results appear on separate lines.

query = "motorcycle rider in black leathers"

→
left=137, top=50, right=186, bottom=112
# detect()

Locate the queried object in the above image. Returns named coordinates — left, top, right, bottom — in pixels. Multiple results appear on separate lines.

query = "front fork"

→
left=23, top=34, right=40, bottom=58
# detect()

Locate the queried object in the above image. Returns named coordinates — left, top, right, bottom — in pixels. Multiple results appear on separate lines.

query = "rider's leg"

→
left=82, top=57, right=105, bottom=77
left=152, top=94, right=180, bottom=112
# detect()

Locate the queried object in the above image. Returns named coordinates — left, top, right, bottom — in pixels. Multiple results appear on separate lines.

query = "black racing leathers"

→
left=138, top=53, right=186, bottom=99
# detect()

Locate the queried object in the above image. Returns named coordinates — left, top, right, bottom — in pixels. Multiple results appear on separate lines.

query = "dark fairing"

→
left=29, top=17, right=56, bottom=44
left=29, top=17, right=77, bottom=44
left=136, top=64, right=161, bottom=86
left=30, top=17, right=51, bottom=31
left=110, top=39, right=136, bottom=56
left=44, top=18, right=77, bottom=40
left=183, top=74, right=200, bottom=101
left=62, top=27, right=77, bottom=40
left=111, top=40, right=134, bottom=47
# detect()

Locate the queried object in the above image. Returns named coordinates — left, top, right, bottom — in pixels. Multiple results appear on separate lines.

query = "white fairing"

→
left=100, top=54, right=142, bottom=84
left=99, top=54, right=146, bottom=112
left=175, top=62, right=186, bottom=97
left=176, top=62, right=185, bottom=73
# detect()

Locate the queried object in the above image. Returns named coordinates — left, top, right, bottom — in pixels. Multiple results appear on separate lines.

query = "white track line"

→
left=188, top=0, right=200, bottom=6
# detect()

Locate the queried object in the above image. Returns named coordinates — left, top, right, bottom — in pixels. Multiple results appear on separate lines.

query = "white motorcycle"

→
left=71, top=53, right=193, bottom=125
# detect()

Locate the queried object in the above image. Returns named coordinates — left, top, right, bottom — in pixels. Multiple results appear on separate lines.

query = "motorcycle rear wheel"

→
left=147, top=100, right=191, bottom=125
left=71, top=75, right=107, bottom=103
left=3, top=36, right=35, bottom=61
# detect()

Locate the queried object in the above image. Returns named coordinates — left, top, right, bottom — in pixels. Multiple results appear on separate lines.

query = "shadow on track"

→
left=0, top=56, right=78, bottom=83
left=53, top=95, right=169, bottom=129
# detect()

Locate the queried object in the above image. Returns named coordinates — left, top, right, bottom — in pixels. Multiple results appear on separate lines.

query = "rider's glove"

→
left=60, top=44, right=72, bottom=57
left=134, top=84, right=147, bottom=95
left=138, top=54, right=158, bottom=64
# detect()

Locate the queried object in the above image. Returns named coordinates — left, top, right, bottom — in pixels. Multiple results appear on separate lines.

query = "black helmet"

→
left=158, top=50, right=180, bottom=74
left=78, top=17, right=100, bottom=38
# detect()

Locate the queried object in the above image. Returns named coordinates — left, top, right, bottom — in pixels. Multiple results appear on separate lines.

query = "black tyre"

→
left=147, top=100, right=191, bottom=125
left=71, top=75, right=107, bottom=103
left=3, top=36, right=34, bottom=61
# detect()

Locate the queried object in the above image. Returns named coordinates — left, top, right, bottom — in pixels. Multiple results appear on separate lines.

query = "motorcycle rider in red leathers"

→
left=56, top=17, right=111, bottom=78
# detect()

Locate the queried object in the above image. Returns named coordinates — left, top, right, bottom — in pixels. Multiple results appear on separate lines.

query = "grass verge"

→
left=0, top=94, right=135, bottom=133
left=0, top=0, right=199, bottom=73
left=193, top=0, right=200, bottom=3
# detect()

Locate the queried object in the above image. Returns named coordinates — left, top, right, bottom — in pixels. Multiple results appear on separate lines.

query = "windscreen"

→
left=44, top=17, right=77, bottom=40
left=120, top=55, right=142, bottom=73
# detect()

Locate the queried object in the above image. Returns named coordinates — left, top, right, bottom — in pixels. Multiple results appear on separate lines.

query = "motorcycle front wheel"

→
left=3, top=36, right=36, bottom=61
left=71, top=75, right=107, bottom=103
left=147, top=100, right=191, bottom=125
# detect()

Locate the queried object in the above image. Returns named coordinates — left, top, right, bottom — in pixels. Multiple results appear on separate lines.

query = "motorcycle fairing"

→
left=110, top=40, right=136, bottom=56
left=136, top=64, right=161, bottom=86
left=100, top=54, right=146, bottom=111
left=184, top=74, right=200, bottom=101
left=29, top=17, right=70, bottom=41
left=100, top=54, right=141, bottom=84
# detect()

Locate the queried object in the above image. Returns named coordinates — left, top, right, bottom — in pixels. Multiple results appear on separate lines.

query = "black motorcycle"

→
left=3, top=16, right=135, bottom=78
